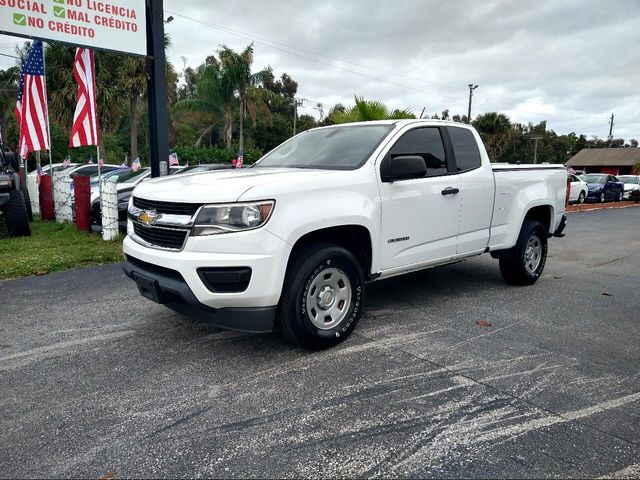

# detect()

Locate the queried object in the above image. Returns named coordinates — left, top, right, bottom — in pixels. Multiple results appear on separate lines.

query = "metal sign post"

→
left=145, top=0, right=168, bottom=178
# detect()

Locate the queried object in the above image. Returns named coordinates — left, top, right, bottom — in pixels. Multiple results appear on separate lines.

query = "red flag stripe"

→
left=69, top=48, right=100, bottom=147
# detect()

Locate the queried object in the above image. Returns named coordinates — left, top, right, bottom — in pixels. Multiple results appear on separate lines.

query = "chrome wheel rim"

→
left=524, top=234, right=543, bottom=274
left=306, top=268, right=352, bottom=330
left=579, top=192, right=585, bottom=203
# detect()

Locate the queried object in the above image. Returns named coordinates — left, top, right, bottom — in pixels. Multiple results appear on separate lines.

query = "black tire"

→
left=499, top=219, right=547, bottom=286
left=6, top=189, right=31, bottom=237
left=600, top=192, right=606, bottom=203
left=277, top=243, right=365, bottom=349
left=22, top=186, right=34, bottom=222
left=616, top=191, right=623, bottom=202
left=578, top=191, right=585, bottom=204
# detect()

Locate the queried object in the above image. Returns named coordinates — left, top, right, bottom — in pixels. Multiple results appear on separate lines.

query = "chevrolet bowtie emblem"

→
left=139, top=210, right=160, bottom=226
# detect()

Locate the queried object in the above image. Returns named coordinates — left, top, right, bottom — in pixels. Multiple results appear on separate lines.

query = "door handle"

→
left=441, top=187, right=459, bottom=195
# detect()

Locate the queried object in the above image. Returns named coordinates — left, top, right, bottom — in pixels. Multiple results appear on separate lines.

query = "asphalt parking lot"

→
left=1, top=207, right=639, bottom=478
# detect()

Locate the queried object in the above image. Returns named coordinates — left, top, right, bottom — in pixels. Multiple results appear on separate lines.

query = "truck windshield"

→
left=256, top=124, right=394, bottom=170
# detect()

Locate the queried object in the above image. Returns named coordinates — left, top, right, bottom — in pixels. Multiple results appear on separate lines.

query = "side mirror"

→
left=380, top=155, right=427, bottom=182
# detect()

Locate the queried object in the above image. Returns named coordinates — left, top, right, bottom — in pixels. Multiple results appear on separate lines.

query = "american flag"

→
left=98, top=156, right=104, bottom=167
left=235, top=153, right=244, bottom=169
left=169, top=152, right=179, bottom=166
left=62, top=155, right=71, bottom=168
left=120, top=157, right=128, bottom=168
left=15, top=41, right=51, bottom=157
left=131, top=157, right=141, bottom=171
left=69, top=48, right=100, bottom=147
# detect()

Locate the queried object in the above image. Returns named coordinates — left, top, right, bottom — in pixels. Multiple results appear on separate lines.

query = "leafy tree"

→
left=0, top=67, right=19, bottom=143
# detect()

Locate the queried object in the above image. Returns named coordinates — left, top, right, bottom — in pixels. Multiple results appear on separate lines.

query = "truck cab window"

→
left=389, top=127, right=448, bottom=176
left=448, top=127, right=482, bottom=172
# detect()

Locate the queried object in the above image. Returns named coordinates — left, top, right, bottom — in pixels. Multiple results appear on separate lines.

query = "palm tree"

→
left=472, top=112, right=513, bottom=161
left=118, top=57, right=147, bottom=161
left=218, top=44, right=269, bottom=157
left=330, top=96, right=415, bottom=123
left=175, top=59, right=236, bottom=148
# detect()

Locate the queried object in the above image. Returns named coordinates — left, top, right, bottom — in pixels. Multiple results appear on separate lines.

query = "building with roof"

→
left=565, top=148, right=640, bottom=175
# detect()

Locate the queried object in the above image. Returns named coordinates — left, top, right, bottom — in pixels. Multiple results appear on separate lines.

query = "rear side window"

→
left=448, top=127, right=482, bottom=172
left=389, top=127, right=448, bottom=176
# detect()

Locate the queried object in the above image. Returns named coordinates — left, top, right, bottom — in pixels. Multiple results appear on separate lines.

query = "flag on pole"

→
left=16, top=40, right=51, bottom=157
left=169, top=152, right=179, bottom=166
left=88, top=154, right=94, bottom=164
left=69, top=48, right=100, bottom=147
left=98, top=156, right=104, bottom=167
left=235, top=153, right=244, bottom=169
left=62, top=155, right=71, bottom=168
left=131, top=157, right=141, bottom=171
left=120, top=156, right=128, bottom=168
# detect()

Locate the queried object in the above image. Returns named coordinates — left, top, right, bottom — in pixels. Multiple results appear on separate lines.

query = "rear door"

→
left=379, top=126, right=461, bottom=270
left=447, top=126, right=494, bottom=255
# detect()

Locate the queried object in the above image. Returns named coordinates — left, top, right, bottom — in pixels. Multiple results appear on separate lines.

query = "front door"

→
left=379, top=127, right=461, bottom=270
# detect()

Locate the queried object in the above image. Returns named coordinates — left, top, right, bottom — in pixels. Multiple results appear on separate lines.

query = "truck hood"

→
left=131, top=167, right=335, bottom=203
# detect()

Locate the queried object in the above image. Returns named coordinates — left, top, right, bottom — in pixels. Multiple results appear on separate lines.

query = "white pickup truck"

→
left=123, top=120, right=568, bottom=348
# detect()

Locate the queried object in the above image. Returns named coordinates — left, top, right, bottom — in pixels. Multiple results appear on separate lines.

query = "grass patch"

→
left=0, top=219, right=123, bottom=280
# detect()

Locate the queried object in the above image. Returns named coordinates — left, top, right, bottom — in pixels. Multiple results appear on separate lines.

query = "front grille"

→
left=133, top=223, right=187, bottom=249
left=133, top=197, right=202, bottom=216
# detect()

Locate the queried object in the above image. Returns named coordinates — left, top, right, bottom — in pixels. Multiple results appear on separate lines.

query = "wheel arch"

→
left=286, top=224, right=374, bottom=279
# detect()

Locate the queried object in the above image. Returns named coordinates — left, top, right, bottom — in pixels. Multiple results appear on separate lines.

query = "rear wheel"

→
left=499, top=220, right=547, bottom=285
left=278, top=243, right=365, bottom=349
left=599, top=192, right=606, bottom=203
left=6, top=189, right=31, bottom=237
left=616, top=191, right=623, bottom=202
left=578, top=191, right=585, bottom=204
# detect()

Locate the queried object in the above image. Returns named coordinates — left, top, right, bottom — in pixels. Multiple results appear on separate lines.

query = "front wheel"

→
left=578, top=191, right=586, bottom=204
left=600, top=192, right=606, bottom=203
left=616, top=191, right=623, bottom=202
left=499, top=220, right=547, bottom=286
left=277, top=243, right=365, bottom=349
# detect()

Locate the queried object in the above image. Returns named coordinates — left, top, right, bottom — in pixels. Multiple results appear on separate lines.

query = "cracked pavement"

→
left=1, top=207, right=639, bottom=478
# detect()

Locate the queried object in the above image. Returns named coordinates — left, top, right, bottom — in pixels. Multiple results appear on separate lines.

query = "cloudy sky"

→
left=1, top=0, right=639, bottom=139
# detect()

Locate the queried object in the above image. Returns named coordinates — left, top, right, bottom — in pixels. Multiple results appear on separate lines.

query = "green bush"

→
left=171, top=146, right=263, bottom=166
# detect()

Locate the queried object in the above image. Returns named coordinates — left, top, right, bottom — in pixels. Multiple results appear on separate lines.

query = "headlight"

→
left=192, top=201, right=274, bottom=236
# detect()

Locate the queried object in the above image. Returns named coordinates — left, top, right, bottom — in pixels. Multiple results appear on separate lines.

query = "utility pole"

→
left=292, top=98, right=303, bottom=135
left=608, top=113, right=614, bottom=147
left=467, top=84, right=478, bottom=124
left=531, top=137, right=543, bottom=164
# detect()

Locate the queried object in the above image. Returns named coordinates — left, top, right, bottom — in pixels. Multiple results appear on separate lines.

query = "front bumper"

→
left=123, top=256, right=276, bottom=332
left=122, top=225, right=292, bottom=330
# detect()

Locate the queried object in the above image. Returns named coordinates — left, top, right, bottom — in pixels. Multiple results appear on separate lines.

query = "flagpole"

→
left=42, top=42, right=53, bottom=217
left=97, top=145, right=102, bottom=211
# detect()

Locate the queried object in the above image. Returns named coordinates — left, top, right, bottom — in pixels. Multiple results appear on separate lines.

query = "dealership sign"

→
left=0, top=0, right=146, bottom=56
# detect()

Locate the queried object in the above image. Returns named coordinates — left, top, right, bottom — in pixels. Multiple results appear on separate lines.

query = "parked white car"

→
left=568, top=173, right=588, bottom=204
left=123, top=120, right=568, bottom=349
left=618, top=175, right=640, bottom=200
left=27, top=162, right=79, bottom=177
